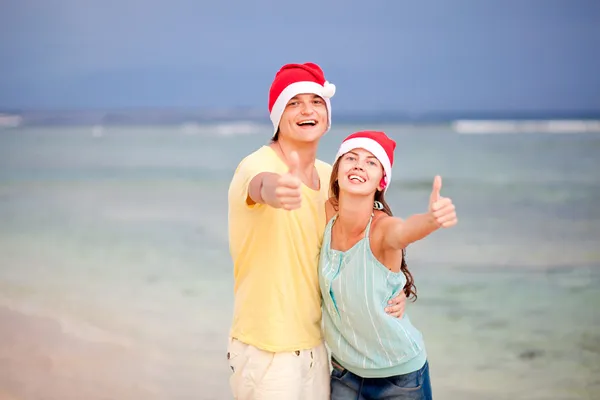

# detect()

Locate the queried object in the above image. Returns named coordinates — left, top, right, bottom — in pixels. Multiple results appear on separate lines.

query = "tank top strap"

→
left=364, top=213, right=374, bottom=238
left=324, top=214, right=337, bottom=243
left=329, top=214, right=339, bottom=228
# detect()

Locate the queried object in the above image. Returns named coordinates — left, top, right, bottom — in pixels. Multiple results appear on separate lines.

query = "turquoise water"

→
left=0, top=124, right=599, bottom=399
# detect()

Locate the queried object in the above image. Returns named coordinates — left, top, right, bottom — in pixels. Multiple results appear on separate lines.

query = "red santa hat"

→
left=268, top=62, right=336, bottom=136
left=334, top=131, right=396, bottom=191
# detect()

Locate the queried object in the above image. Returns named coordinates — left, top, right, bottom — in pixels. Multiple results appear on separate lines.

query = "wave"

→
left=452, top=120, right=600, bottom=134
left=181, top=119, right=600, bottom=137
left=179, top=121, right=267, bottom=136
left=392, top=177, right=600, bottom=193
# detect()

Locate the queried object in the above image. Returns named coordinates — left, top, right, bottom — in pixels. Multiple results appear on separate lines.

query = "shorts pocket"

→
left=227, top=338, right=245, bottom=373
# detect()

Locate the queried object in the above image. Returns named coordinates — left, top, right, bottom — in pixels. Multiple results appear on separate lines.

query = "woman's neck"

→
left=336, top=194, right=374, bottom=236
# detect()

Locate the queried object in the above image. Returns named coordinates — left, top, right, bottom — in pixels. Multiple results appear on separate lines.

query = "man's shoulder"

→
left=239, top=145, right=271, bottom=164
left=315, top=158, right=332, bottom=173
left=235, top=145, right=278, bottom=171
left=316, top=159, right=333, bottom=198
left=315, top=159, right=333, bottom=186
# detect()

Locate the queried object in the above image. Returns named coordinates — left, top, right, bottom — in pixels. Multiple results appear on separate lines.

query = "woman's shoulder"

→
left=370, top=212, right=405, bottom=271
left=370, top=212, right=402, bottom=242
left=325, top=197, right=337, bottom=222
left=371, top=211, right=394, bottom=229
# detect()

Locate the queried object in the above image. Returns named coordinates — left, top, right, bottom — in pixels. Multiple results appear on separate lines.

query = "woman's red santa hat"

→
left=268, top=62, right=336, bottom=136
left=335, top=131, right=396, bottom=191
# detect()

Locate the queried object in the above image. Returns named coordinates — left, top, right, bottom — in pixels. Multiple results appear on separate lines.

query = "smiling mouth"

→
left=348, top=174, right=366, bottom=183
left=297, top=120, right=317, bottom=127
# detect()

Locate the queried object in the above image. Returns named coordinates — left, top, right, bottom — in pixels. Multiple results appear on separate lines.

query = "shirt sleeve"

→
left=228, top=151, right=278, bottom=209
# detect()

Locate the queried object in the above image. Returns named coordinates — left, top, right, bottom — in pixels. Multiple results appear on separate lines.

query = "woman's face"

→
left=337, top=148, right=385, bottom=196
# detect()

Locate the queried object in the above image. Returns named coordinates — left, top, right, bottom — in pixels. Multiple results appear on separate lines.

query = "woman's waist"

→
left=324, top=316, right=426, bottom=376
left=331, top=351, right=428, bottom=379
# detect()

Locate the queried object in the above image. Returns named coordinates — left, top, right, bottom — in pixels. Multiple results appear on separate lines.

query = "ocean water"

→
left=0, top=123, right=599, bottom=399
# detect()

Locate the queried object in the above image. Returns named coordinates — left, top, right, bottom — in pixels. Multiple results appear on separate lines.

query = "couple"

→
left=226, top=62, right=457, bottom=399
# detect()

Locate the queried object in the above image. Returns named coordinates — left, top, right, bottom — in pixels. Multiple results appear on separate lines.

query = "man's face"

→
left=278, top=93, right=328, bottom=143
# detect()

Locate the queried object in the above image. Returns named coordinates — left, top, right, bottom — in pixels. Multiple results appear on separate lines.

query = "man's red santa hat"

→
left=268, top=62, right=336, bottom=136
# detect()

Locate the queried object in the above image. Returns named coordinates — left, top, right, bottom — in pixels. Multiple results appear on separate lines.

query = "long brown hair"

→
left=329, top=157, right=417, bottom=301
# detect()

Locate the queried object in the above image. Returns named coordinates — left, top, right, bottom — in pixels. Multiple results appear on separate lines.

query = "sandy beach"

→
left=0, top=305, right=169, bottom=400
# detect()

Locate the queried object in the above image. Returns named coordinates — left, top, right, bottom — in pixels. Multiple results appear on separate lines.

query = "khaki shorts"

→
left=226, top=338, right=330, bottom=400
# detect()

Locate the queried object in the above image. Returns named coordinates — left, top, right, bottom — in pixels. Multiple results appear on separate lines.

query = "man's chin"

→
left=296, top=127, right=327, bottom=141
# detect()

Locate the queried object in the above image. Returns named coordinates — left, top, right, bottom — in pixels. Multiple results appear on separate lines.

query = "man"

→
left=227, top=62, right=406, bottom=399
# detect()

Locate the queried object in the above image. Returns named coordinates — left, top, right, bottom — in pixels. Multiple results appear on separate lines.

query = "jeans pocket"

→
left=384, top=369, right=422, bottom=391
left=331, top=358, right=348, bottom=380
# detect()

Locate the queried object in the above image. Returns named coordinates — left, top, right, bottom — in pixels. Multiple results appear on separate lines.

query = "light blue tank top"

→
left=318, top=214, right=427, bottom=378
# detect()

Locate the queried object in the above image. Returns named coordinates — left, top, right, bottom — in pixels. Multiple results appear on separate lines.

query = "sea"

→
left=0, top=122, right=599, bottom=399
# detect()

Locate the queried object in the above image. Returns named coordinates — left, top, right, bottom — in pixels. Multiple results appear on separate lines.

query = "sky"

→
left=1, top=0, right=599, bottom=114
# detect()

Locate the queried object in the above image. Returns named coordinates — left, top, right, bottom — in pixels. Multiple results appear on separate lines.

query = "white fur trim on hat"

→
left=335, top=137, right=392, bottom=191
left=270, top=81, right=333, bottom=136
left=322, top=81, right=336, bottom=98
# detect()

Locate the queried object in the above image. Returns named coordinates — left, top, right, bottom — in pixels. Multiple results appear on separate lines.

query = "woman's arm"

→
left=380, top=214, right=439, bottom=250
left=382, top=175, right=457, bottom=250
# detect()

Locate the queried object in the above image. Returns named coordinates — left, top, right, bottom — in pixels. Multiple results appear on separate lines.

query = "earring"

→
left=373, top=201, right=384, bottom=210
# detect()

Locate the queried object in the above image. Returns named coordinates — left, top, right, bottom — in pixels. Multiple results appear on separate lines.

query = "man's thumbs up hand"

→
left=273, top=151, right=303, bottom=210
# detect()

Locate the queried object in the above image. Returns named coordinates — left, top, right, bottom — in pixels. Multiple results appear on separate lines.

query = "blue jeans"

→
left=330, top=358, right=433, bottom=400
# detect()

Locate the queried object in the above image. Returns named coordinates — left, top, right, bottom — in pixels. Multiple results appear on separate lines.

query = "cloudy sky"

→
left=1, top=0, right=599, bottom=114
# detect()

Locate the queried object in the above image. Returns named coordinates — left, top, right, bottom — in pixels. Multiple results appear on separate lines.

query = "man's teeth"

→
left=349, top=175, right=365, bottom=183
left=298, top=120, right=316, bottom=125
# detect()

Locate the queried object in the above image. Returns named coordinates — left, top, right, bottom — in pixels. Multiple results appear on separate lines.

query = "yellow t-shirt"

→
left=227, top=145, right=332, bottom=352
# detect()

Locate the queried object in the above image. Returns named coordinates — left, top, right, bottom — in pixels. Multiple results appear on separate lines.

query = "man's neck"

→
left=272, top=137, right=319, bottom=171
left=336, top=194, right=374, bottom=236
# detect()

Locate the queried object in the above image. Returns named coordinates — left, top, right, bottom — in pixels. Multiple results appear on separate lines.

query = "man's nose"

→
left=300, top=102, right=314, bottom=115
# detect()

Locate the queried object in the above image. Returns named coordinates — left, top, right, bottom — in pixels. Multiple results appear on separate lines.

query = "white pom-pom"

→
left=322, top=81, right=336, bottom=98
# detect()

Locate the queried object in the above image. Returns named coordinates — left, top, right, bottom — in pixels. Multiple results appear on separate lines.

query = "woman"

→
left=318, top=130, right=457, bottom=399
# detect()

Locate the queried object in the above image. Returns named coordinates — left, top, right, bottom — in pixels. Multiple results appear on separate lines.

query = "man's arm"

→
left=247, top=172, right=281, bottom=206
left=245, top=151, right=303, bottom=210
left=386, top=290, right=407, bottom=318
